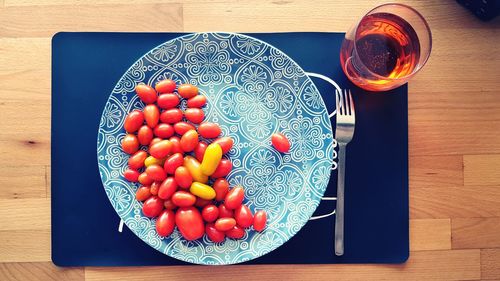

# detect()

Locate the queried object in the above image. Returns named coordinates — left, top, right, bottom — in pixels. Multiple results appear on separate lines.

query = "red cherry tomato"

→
left=205, top=223, right=225, bottom=243
left=187, top=95, right=207, bottom=108
left=135, top=84, right=157, bottom=104
left=157, top=93, right=180, bottom=109
left=163, top=199, right=177, bottom=210
left=195, top=197, right=212, bottom=208
left=149, top=137, right=162, bottom=149
left=210, top=159, right=232, bottom=178
left=184, top=108, right=204, bottom=124
left=153, top=123, right=175, bottom=138
left=150, top=182, right=160, bottom=195
left=142, top=196, right=164, bottom=218
left=178, top=84, right=199, bottom=99
left=175, top=206, right=204, bottom=240
left=156, top=209, right=175, bottom=237
left=214, top=217, right=236, bottom=232
left=171, top=191, right=196, bottom=207
left=194, top=141, right=208, bottom=162
left=122, top=134, right=139, bottom=154
left=160, top=108, right=183, bottom=124
left=138, top=125, right=154, bottom=145
left=123, top=110, right=144, bottom=133
left=128, top=150, right=147, bottom=170
left=174, top=122, right=196, bottom=135
left=271, top=133, right=290, bottom=153
left=146, top=164, right=166, bottom=181
left=235, top=204, right=253, bottom=228
left=180, top=130, right=199, bottom=152
left=164, top=153, right=184, bottom=174
left=169, top=136, right=183, bottom=154
left=198, top=122, right=221, bottom=139
left=212, top=137, right=233, bottom=154
left=225, top=186, right=244, bottom=209
left=158, top=177, right=177, bottom=200
left=253, top=210, right=267, bottom=232
left=218, top=204, right=234, bottom=218
left=155, top=79, right=176, bottom=93
left=123, top=169, right=139, bottom=182
left=174, top=166, right=192, bottom=189
left=202, top=204, right=219, bottom=222
left=135, top=186, right=152, bottom=201
left=149, top=140, right=172, bottom=159
left=226, top=225, right=245, bottom=239
left=138, top=172, right=153, bottom=186
left=143, top=104, right=160, bottom=128
left=213, top=178, right=230, bottom=201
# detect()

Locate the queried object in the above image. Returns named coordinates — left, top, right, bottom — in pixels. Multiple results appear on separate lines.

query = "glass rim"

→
left=352, top=3, right=432, bottom=81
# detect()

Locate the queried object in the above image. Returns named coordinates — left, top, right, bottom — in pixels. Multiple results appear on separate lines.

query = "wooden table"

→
left=1, top=0, right=499, bottom=280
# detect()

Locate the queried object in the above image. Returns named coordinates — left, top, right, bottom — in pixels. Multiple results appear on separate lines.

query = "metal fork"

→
left=335, top=89, right=355, bottom=256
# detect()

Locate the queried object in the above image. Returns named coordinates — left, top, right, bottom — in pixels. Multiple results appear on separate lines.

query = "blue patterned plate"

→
left=97, top=32, right=335, bottom=265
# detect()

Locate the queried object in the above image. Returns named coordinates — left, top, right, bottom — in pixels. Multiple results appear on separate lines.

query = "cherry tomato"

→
left=143, top=104, right=160, bottom=128
left=156, top=209, right=175, bottom=237
left=123, top=110, right=144, bottom=133
left=198, top=122, right=221, bottom=139
left=146, top=164, right=166, bottom=181
left=178, top=84, right=198, bottom=99
left=180, top=130, right=199, bottom=152
left=142, top=196, right=164, bottom=218
left=271, top=133, right=290, bottom=153
left=175, top=207, right=204, bottom=241
left=135, top=186, right=151, bottom=201
left=157, top=93, right=180, bottom=109
left=174, top=166, right=193, bottom=189
left=183, top=156, right=208, bottom=183
left=212, top=137, right=233, bottom=154
left=187, top=95, right=207, bottom=108
left=234, top=204, right=253, bottom=228
left=200, top=143, right=222, bottom=176
left=150, top=181, right=160, bottom=195
left=164, top=153, right=184, bottom=174
left=128, top=150, right=147, bottom=170
left=155, top=79, right=176, bottom=93
left=124, top=169, right=139, bottom=182
left=160, top=108, right=183, bottom=124
left=153, top=123, right=175, bottom=138
left=163, top=199, right=177, bottom=210
left=205, top=223, right=225, bottom=243
left=135, top=84, right=157, bottom=104
left=195, top=197, right=212, bottom=208
left=184, top=108, right=204, bottom=124
left=253, top=210, right=267, bottom=232
left=149, top=140, right=172, bottom=159
left=214, top=217, right=236, bottom=232
left=138, top=125, right=154, bottom=145
left=194, top=141, right=208, bottom=162
left=210, top=158, right=232, bottom=178
left=190, top=182, right=216, bottom=200
left=225, top=186, right=244, bottom=209
left=171, top=191, right=196, bottom=207
left=174, top=122, right=196, bottom=135
left=226, top=225, right=245, bottom=239
left=202, top=204, right=219, bottom=223
left=122, top=134, right=139, bottom=154
left=213, top=178, right=230, bottom=201
left=218, top=204, right=234, bottom=218
left=158, top=177, right=177, bottom=200
left=169, top=136, right=183, bottom=154
left=138, top=172, right=153, bottom=186
left=144, top=155, right=165, bottom=167
left=149, top=137, right=162, bottom=149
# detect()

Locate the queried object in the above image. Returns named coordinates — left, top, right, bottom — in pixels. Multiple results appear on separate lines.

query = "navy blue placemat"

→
left=52, top=32, right=408, bottom=266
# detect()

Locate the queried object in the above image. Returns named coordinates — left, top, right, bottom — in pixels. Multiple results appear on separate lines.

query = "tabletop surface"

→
left=0, top=0, right=499, bottom=280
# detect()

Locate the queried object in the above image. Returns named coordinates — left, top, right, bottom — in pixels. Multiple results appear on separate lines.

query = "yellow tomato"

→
left=144, top=155, right=165, bottom=167
left=190, top=182, right=216, bottom=200
left=200, top=143, right=222, bottom=176
left=184, top=156, right=208, bottom=183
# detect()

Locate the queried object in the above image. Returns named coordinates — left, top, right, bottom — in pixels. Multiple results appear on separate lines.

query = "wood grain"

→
left=0, top=198, right=50, bottom=231
left=409, top=156, right=463, bottom=188
left=482, top=249, right=500, bottom=280
left=410, top=219, right=450, bottom=251
left=464, top=155, right=500, bottom=186
left=0, top=230, right=50, bottom=262
left=0, top=166, right=46, bottom=199
left=0, top=263, right=83, bottom=281
left=452, top=218, right=500, bottom=249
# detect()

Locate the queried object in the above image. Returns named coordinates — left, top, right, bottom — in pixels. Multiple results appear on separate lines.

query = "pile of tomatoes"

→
left=121, top=79, right=267, bottom=242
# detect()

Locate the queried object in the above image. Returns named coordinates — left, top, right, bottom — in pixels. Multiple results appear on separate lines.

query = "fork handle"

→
left=335, top=143, right=346, bottom=256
